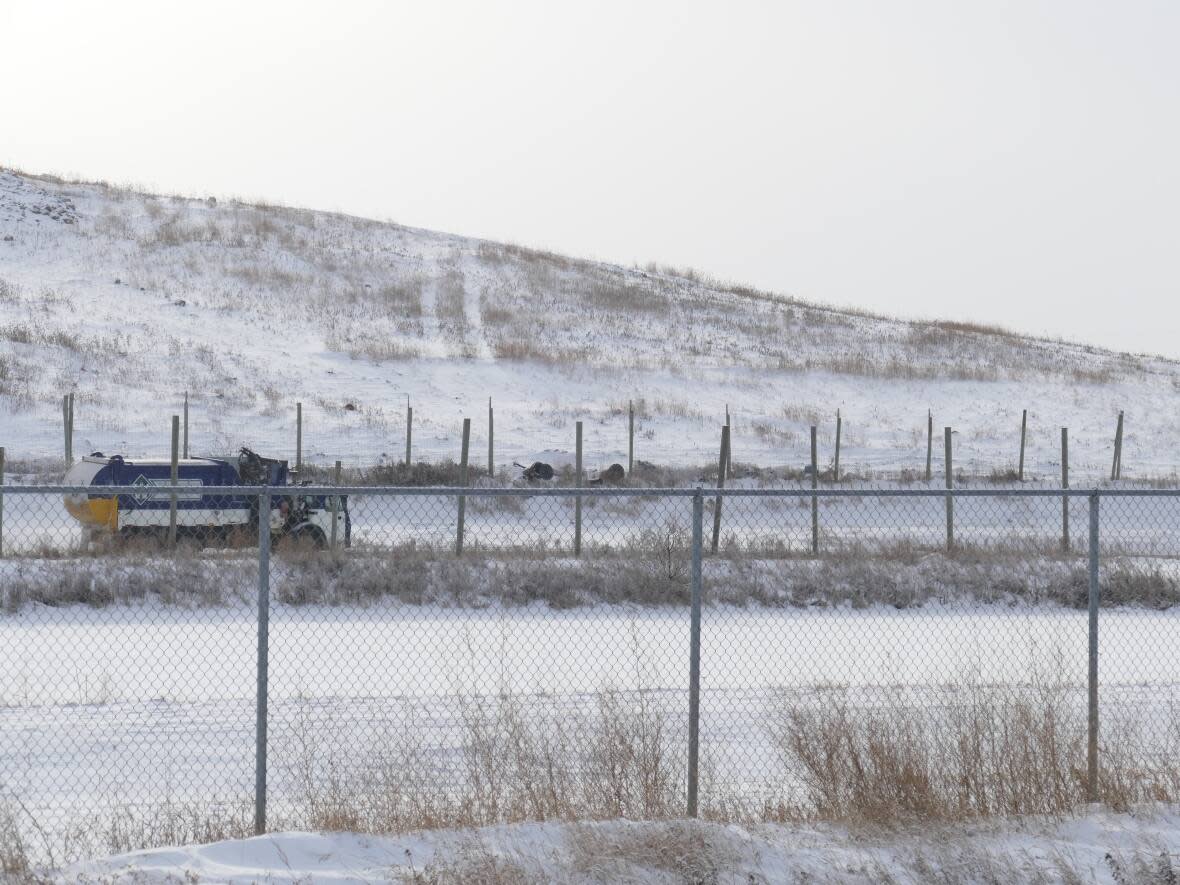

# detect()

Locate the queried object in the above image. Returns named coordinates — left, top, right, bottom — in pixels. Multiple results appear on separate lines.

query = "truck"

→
left=62, top=448, right=350, bottom=549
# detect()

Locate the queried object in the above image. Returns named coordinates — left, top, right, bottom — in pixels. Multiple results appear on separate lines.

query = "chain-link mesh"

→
left=1, top=482, right=1178, bottom=865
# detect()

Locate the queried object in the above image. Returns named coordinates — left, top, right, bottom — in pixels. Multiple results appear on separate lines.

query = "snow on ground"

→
left=1, top=167, right=1176, bottom=482
left=59, top=811, right=1180, bottom=883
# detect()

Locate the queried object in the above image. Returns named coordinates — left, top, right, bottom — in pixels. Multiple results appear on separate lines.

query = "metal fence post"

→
left=1087, top=490, right=1100, bottom=802
left=255, top=488, right=272, bottom=835
left=574, top=421, right=583, bottom=556
left=687, top=488, right=704, bottom=817
left=456, top=418, right=471, bottom=556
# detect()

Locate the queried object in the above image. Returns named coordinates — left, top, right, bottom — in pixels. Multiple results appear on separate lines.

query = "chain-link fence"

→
left=2, top=482, right=1179, bottom=866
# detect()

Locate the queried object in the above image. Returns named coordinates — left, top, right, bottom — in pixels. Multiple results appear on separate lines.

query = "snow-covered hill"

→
left=0, top=167, right=1174, bottom=480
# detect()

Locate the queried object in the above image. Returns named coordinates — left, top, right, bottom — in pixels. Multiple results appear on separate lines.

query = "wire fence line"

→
left=2, top=484, right=1180, bottom=865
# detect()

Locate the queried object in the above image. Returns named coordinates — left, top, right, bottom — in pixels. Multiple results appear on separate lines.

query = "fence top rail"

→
left=5, top=484, right=1180, bottom=499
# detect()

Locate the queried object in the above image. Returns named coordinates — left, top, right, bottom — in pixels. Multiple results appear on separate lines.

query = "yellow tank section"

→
left=63, top=495, right=118, bottom=530
left=62, top=458, right=120, bottom=531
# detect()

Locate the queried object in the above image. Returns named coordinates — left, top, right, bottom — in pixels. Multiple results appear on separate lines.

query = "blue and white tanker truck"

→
left=62, top=448, right=349, bottom=548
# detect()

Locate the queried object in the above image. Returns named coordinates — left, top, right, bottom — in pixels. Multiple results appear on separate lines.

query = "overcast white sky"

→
left=3, top=1, right=1177, bottom=356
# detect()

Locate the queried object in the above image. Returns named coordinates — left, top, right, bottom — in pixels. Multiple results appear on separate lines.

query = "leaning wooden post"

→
left=295, top=402, right=303, bottom=472
left=725, top=405, right=733, bottom=478
left=488, top=397, right=494, bottom=477
left=628, top=399, right=635, bottom=476
left=67, top=392, right=74, bottom=463
left=330, top=459, right=341, bottom=551
left=1018, top=408, right=1027, bottom=481
left=574, top=421, right=583, bottom=557
left=810, top=425, right=819, bottom=554
left=168, top=415, right=180, bottom=548
left=183, top=391, right=190, bottom=459
left=925, top=410, right=933, bottom=482
left=0, top=445, right=5, bottom=559
left=1062, top=427, right=1070, bottom=552
left=1111, top=411, right=1124, bottom=481
left=62, top=394, right=72, bottom=464
left=405, top=402, right=413, bottom=466
left=711, top=425, right=729, bottom=554
left=833, top=409, right=842, bottom=483
left=455, top=418, right=471, bottom=556
left=944, top=427, right=954, bottom=551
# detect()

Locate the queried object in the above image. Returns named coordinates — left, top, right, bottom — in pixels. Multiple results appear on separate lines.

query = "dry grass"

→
left=768, top=669, right=1180, bottom=824
left=282, top=685, right=685, bottom=836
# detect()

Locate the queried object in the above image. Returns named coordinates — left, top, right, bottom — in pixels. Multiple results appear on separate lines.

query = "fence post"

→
left=405, top=403, right=413, bottom=466
left=925, top=410, right=933, bottom=482
left=456, top=418, right=471, bottom=556
left=711, top=425, right=729, bottom=554
left=1111, top=411, right=1124, bottom=481
left=574, top=421, right=583, bottom=556
left=1061, top=428, right=1070, bottom=552
left=330, top=459, right=341, bottom=551
left=1087, top=491, right=1100, bottom=802
left=687, top=488, right=704, bottom=818
left=183, top=391, right=190, bottom=459
left=254, top=488, right=271, bottom=835
left=488, top=397, right=494, bottom=477
left=944, top=427, right=954, bottom=551
left=810, top=425, right=819, bottom=554
left=168, top=416, right=179, bottom=547
left=833, top=409, right=842, bottom=483
left=0, top=445, right=5, bottom=559
left=725, top=405, right=733, bottom=479
left=63, top=394, right=72, bottom=464
left=628, top=399, right=635, bottom=476
left=295, top=402, right=303, bottom=472
left=1018, top=409, right=1027, bottom=482
left=67, top=391, right=74, bottom=463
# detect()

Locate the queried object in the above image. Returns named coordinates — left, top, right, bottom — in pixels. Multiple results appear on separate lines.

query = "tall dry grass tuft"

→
left=282, top=686, right=686, bottom=835
left=769, top=669, right=1180, bottom=823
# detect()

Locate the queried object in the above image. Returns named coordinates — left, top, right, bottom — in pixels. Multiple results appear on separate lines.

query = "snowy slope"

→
left=61, top=813, right=1180, bottom=883
left=1, top=167, right=1175, bottom=481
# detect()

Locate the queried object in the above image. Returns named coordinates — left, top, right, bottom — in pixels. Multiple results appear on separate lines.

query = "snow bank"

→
left=62, top=811, right=1180, bottom=883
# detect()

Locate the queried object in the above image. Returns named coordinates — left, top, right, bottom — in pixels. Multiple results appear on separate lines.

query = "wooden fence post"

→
left=405, top=402, right=413, bottom=466
left=62, top=394, right=72, bottom=464
left=944, top=427, right=954, bottom=551
left=1018, top=408, right=1027, bottom=481
left=67, top=392, right=74, bottom=463
left=711, top=425, right=729, bottom=554
left=628, top=399, right=635, bottom=476
left=455, top=418, right=471, bottom=556
left=295, top=402, right=303, bottom=472
left=725, top=405, right=733, bottom=478
left=1111, top=411, right=1124, bottom=481
left=0, top=445, right=5, bottom=558
left=575, top=421, right=583, bottom=556
left=810, top=425, right=819, bottom=554
left=330, top=459, right=342, bottom=550
left=488, top=397, right=494, bottom=477
left=1062, top=427, right=1070, bottom=552
left=833, top=409, right=842, bottom=483
left=169, top=416, right=180, bottom=547
left=926, top=410, right=933, bottom=481
left=183, top=391, right=190, bottom=459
